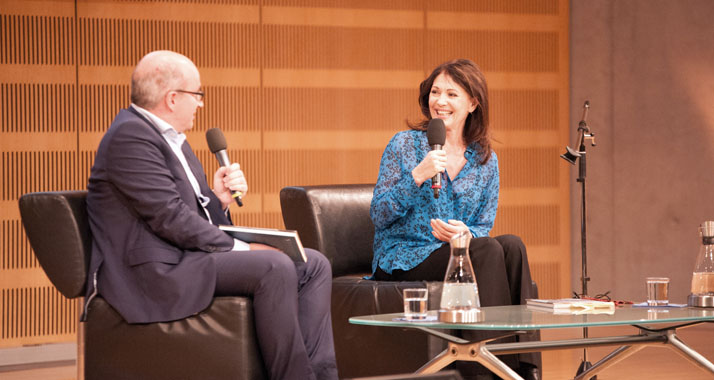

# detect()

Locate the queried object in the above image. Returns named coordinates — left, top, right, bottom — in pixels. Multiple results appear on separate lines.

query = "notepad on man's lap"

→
left=219, top=225, right=307, bottom=263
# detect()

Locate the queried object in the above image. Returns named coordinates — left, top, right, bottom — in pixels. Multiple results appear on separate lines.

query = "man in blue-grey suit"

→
left=85, top=50, right=337, bottom=380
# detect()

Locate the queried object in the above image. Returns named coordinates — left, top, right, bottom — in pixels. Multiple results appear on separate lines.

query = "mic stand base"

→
left=576, top=359, right=596, bottom=380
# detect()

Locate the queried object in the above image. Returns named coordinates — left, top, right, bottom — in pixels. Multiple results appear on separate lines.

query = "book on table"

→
left=219, top=225, right=307, bottom=263
left=526, top=298, right=615, bottom=314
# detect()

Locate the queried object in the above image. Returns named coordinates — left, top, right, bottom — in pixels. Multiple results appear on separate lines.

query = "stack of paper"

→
left=526, top=298, right=616, bottom=315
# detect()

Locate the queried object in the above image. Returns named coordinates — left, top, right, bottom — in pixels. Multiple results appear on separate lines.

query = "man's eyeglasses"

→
left=173, top=89, right=205, bottom=102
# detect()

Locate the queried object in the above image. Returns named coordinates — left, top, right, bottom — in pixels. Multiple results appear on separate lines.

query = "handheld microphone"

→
left=426, top=118, right=446, bottom=199
left=205, top=127, right=243, bottom=207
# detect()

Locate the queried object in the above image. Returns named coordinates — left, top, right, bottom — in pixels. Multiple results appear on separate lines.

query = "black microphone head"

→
left=206, top=127, right=227, bottom=153
left=427, top=118, right=446, bottom=146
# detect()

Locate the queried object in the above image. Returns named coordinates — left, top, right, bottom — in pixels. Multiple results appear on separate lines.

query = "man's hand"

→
left=249, top=243, right=279, bottom=251
left=430, top=219, right=471, bottom=242
left=213, top=163, right=248, bottom=209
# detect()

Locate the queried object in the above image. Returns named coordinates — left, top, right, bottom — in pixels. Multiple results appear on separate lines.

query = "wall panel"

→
left=263, top=26, right=422, bottom=70
left=1, top=220, right=32, bottom=270
left=491, top=89, right=559, bottom=132
left=1, top=0, right=570, bottom=350
left=77, top=19, right=261, bottom=67
left=429, top=0, right=558, bottom=14
left=196, top=87, right=261, bottom=132
left=424, top=30, right=559, bottom=72
left=1, top=84, right=76, bottom=133
left=499, top=147, right=560, bottom=188
left=1, top=0, right=82, bottom=349
left=261, top=88, right=420, bottom=131
left=0, top=14, right=75, bottom=65
left=265, top=0, right=422, bottom=9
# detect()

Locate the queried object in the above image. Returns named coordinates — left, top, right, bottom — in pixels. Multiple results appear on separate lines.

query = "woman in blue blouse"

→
left=370, top=59, right=540, bottom=379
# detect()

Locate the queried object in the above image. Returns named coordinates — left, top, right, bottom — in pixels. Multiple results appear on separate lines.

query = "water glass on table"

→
left=646, top=277, right=669, bottom=306
left=403, top=288, right=428, bottom=320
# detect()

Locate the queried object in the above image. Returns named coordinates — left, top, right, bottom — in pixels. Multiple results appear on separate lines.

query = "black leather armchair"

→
left=19, top=191, right=266, bottom=380
left=280, top=184, right=448, bottom=378
left=280, top=184, right=539, bottom=379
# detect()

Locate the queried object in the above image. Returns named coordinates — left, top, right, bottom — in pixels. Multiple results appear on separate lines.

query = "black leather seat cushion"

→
left=85, top=296, right=266, bottom=380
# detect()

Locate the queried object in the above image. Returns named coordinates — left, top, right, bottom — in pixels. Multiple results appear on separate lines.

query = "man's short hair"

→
left=130, top=52, right=188, bottom=109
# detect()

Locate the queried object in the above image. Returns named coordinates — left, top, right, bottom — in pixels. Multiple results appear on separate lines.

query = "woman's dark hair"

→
left=409, top=59, right=491, bottom=164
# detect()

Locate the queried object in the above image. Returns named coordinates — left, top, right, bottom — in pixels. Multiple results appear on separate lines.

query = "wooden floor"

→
left=2, top=324, right=713, bottom=379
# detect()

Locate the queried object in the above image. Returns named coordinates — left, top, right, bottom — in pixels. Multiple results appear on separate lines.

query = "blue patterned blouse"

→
left=370, top=129, right=499, bottom=275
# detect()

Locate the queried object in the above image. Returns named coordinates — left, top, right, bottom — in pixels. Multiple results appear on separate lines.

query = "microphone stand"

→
left=560, top=100, right=596, bottom=379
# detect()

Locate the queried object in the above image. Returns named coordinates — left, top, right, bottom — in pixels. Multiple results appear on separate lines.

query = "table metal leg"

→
left=476, top=345, right=524, bottom=380
left=416, top=341, right=524, bottom=380
left=573, top=326, right=714, bottom=379
left=573, top=345, right=646, bottom=380
left=415, top=346, right=458, bottom=374
left=406, top=322, right=714, bottom=379
left=665, top=330, right=714, bottom=374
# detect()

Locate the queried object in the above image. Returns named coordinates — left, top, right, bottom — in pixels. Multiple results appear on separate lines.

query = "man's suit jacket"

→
left=86, top=107, right=235, bottom=323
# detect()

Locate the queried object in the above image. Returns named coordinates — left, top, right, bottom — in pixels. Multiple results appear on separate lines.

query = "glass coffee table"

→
left=349, top=305, right=714, bottom=380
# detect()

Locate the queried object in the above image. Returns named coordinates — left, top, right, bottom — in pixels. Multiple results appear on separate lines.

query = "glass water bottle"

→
left=688, top=221, right=714, bottom=307
left=438, top=230, right=482, bottom=322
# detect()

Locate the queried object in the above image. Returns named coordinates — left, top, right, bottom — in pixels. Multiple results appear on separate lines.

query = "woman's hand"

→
left=430, top=219, right=471, bottom=242
left=213, top=163, right=248, bottom=209
left=411, top=149, right=447, bottom=186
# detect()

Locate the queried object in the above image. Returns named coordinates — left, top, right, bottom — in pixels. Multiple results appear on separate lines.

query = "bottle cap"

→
left=449, top=230, right=470, bottom=249
left=701, top=221, right=714, bottom=238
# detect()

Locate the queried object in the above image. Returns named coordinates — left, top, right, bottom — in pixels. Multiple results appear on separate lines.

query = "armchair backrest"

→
left=280, top=184, right=375, bottom=277
left=18, top=191, right=90, bottom=299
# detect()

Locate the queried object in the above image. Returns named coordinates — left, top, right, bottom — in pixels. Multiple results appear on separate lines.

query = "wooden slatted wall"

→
left=0, top=0, right=570, bottom=348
